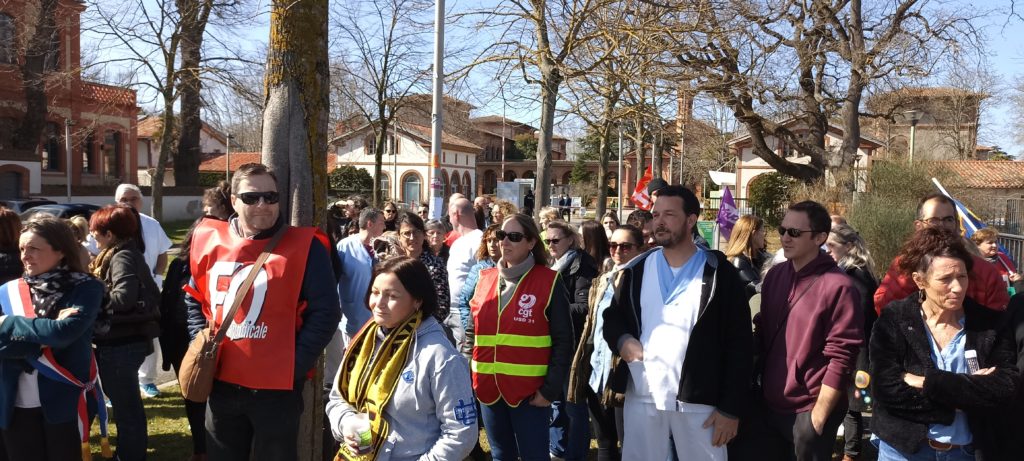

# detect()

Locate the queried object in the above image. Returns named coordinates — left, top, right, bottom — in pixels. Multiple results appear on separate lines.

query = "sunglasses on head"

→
left=238, top=191, right=280, bottom=205
left=608, top=242, right=637, bottom=251
left=777, top=226, right=818, bottom=238
left=495, top=230, right=525, bottom=242
left=543, top=238, right=561, bottom=245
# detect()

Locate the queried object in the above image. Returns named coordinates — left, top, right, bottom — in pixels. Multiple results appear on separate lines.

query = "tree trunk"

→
left=152, top=100, right=176, bottom=221
left=535, top=66, right=561, bottom=218
left=372, top=118, right=388, bottom=208
left=262, top=0, right=329, bottom=458
left=12, top=0, right=59, bottom=155
left=174, top=0, right=212, bottom=187
left=651, top=131, right=662, bottom=180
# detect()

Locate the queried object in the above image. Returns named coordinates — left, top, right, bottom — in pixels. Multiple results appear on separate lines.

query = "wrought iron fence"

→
left=998, top=233, right=1024, bottom=266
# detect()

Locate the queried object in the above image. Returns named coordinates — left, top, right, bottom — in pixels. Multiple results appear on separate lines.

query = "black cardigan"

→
left=869, top=295, right=1019, bottom=458
left=557, top=250, right=598, bottom=346
left=602, top=248, right=753, bottom=417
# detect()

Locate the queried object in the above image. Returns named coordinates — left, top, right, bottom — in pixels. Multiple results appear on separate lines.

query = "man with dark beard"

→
left=602, top=185, right=752, bottom=460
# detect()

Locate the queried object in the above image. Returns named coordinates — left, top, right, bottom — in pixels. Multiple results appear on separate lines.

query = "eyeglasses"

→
left=400, top=231, right=420, bottom=239
left=777, top=226, right=818, bottom=238
left=384, top=209, right=396, bottom=214
left=495, top=230, right=525, bottom=242
left=238, top=191, right=280, bottom=205
left=920, top=216, right=956, bottom=226
left=608, top=242, right=637, bottom=251
left=543, top=238, right=561, bottom=245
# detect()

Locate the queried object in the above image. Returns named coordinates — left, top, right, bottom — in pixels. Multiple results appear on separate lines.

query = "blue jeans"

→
left=877, top=440, right=975, bottom=461
left=550, top=400, right=591, bottom=460
left=96, top=341, right=150, bottom=461
left=479, top=399, right=552, bottom=461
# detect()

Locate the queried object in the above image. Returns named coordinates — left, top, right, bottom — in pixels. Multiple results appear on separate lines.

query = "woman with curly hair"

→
left=870, top=227, right=1019, bottom=460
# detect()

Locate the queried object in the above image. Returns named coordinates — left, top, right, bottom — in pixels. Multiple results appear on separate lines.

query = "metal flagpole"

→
left=64, top=119, right=74, bottom=202
left=428, top=0, right=445, bottom=219
left=617, top=126, right=623, bottom=217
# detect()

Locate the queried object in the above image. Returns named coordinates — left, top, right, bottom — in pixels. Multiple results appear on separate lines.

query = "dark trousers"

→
left=729, top=397, right=848, bottom=461
left=96, top=341, right=150, bottom=461
left=168, top=348, right=208, bottom=455
left=0, top=407, right=79, bottom=461
left=843, top=410, right=864, bottom=457
left=206, top=380, right=304, bottom=461
left=583, top=388, right=622, bottom=461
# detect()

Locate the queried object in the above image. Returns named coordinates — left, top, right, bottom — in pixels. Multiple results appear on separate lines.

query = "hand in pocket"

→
left=627, top=360, right=648, bottom=395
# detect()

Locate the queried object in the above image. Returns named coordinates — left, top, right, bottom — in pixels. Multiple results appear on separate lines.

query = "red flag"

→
left=631, top=166, right=653, bottom=210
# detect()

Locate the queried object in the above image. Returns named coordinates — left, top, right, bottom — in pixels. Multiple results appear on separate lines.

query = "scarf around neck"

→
left=23, top=266, right=90, bottom=319
left=552, top=248, right=578, bottom=272
left=335, top=310, right=423, bottom=460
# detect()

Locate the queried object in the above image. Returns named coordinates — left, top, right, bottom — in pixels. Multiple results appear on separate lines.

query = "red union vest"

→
left=470, top=265, right=558, bottom=406
left=188, top=219, right=323, bottom=390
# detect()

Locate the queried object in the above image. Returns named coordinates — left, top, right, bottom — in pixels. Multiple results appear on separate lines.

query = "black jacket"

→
left=869, top=295, right=1019, bottom=459
left=845, top=265, right=878, bottom=412
left=557, top=250, right=598, bottom=345
left=0, top=250, right=23, bottom=286
left=94, top=245, right=161, bottom=345
left=992, top=295, right=1024, bottom=459
left=730, top=250, right=769, bottom=300
left=602, top=248, right=753, bottom=417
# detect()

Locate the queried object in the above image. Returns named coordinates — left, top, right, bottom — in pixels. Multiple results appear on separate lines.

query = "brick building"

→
left=0, top=0, right=138, bottom=197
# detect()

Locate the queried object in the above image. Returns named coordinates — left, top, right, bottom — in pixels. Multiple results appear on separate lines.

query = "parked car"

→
left=21, top=203, right=101, bottom=222
left=0, top=198, right=57, bottom=214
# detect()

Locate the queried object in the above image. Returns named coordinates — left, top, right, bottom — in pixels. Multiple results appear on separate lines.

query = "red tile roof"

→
left=137, top=116, right=227, bottom=144
left=401, top=123, right=481, bottom=152
left=199, top=152, right=341, bottom=172
left=81, top=82, right=136, bottom=107
left=937, top=160, right=1024, bottom=189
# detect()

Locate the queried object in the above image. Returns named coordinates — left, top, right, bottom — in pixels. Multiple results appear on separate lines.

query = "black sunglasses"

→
left=608, top=242, right=637, bottom=251
left=543, top=238, right=561, bottom=245
left=777, top=226, right=818, bottom=238
left=238, top=191, right=280, bottom=205
left=495, top=230, right=525, bottom=242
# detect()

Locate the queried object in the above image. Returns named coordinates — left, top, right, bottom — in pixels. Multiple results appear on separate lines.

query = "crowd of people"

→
left=2, top=162, right=1024, bottom=461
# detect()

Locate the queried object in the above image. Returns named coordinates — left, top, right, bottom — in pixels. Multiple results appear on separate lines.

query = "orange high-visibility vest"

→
left=470, top=265, right=558, bottom=406
left=189, top=218, right=322, bottom=390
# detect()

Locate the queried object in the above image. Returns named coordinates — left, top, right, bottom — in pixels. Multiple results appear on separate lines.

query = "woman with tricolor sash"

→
left=469, top=214, right=573, bottom=461
left=0, top=218, right=105, bottom=461
left=327, top=256, right=477, bottom=461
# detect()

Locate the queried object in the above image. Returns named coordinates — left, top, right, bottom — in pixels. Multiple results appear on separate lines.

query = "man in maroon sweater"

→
left=729, top=201, right=863, bottom=461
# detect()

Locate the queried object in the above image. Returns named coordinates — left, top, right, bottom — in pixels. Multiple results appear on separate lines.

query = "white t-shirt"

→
left=633, top=250, right=712, bottom=412
left=87, top=212, right=172, bottom=279
left=446, top=229, right=483, bottom=305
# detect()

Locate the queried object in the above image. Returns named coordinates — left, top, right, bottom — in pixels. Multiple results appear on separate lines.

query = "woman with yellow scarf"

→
left=327, top=256, right=477, bottom=460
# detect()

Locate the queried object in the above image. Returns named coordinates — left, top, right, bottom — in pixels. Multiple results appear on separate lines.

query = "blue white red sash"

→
left=0, top=279, right=111, bottom=460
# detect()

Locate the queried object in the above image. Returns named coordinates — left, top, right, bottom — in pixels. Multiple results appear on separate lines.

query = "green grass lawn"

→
left=163, top=220, right=196, bottom=247
left=90, top=385, right=195, bottom=460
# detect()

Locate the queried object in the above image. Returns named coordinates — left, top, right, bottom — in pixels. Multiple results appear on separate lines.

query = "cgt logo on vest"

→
left=209, top=261, right=271, bottom=341
left=514, top=293, right=537, bottom=324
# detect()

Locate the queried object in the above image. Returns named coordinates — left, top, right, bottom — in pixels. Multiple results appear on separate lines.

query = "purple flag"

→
left=716, top=186, right=739, bottom=240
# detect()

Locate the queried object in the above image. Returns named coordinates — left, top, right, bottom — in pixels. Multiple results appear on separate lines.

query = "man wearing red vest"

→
left=874, top=193, right=1009, bottom=313
left=185, top=163, right=340, bottom=461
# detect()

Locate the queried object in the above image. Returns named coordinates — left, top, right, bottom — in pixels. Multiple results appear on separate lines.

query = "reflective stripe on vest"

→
left=470, top=265, right=558, bottom=406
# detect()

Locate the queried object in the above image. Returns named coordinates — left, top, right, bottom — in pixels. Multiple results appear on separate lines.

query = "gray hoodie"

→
left=326, top=316, right=477, bottom=461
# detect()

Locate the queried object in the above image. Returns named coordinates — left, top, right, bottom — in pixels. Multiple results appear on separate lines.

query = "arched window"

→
left=483, top=170, right=497, bottom=194
left=463, top=171, right=472, bottom=196
left=42, top=122, right=60, bottom=171
left=379, top=172, right=390, bottom=200
left=103, top=130, right=122, bottom=180
left=402, top=172, right=422, bottom=205
left=504, top=170, right=517, bottom=181
left=43, top=28, right=59, bottom=72
left=450, top=171, right=460, bottom=195
left=0, top=14, right=14, bottom=65
left=523, top=171, right=535, bottom=180
left=83, top=132, right=97, bottom=174
left=440, top=169, right=449, bottom=198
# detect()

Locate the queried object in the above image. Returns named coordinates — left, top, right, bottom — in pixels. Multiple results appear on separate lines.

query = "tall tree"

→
left=667, top=0, right=982, bottom=183
left=10, top=0, right=60, bottom=156
left=174, top=0, right=215, bottom=187
left=261, top=0, right=329, bottom=456
left=331, top=0, right=432, bottom=206
left=471, top=0, right=611, bottom=216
